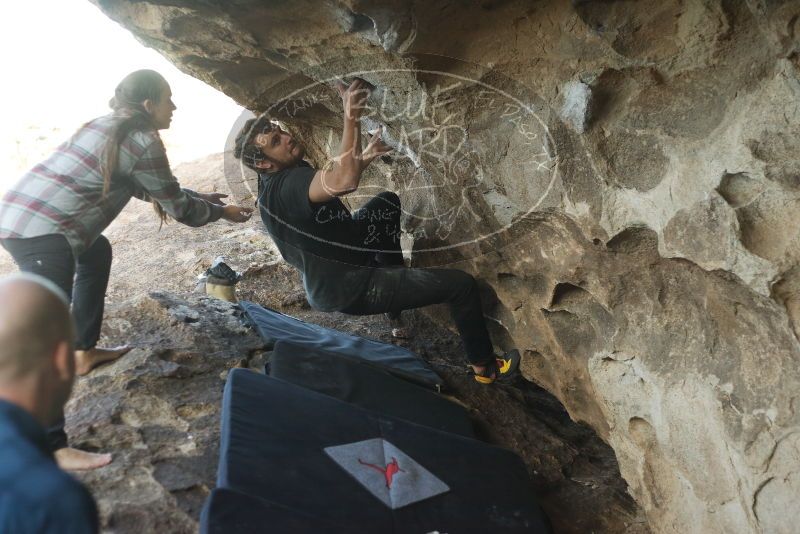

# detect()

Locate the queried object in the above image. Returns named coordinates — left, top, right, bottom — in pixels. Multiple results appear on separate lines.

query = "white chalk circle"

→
left=225, top=55, right=559, bottom=260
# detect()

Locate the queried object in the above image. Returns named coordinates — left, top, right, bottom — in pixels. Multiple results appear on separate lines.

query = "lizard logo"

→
left=358, top=456, right=404, bottom=488
left=325, top=438, right=450, bottom=509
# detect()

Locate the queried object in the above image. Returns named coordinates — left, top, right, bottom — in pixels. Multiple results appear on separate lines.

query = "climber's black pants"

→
left=341, top=192, right=495, bottom=366
left=1, top=233, right=113, bottom=451
left=342, top=267, right=496, bottom=365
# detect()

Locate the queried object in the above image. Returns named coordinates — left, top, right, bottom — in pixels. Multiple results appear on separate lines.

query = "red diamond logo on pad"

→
left=325, top=438, right=450, bottom=509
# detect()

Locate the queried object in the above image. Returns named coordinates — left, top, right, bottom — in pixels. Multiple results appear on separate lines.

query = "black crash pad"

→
left=217, top=369, right=551, bottom=533
left=200, top=489, right=345, bottom=534
left=268, top=341, right=475, bottom=438
left=239, top=301, right=442, bottom=390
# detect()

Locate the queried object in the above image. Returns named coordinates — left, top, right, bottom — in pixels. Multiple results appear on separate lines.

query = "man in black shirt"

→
left=234, top=79, right=519, bottom=383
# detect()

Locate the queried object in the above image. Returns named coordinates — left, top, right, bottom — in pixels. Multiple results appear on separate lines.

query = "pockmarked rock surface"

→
left=0, top=155, right=643, bottom=532
left=67, top=292, right=264, bottom=533
left=81, top=0, right=800, bottom=530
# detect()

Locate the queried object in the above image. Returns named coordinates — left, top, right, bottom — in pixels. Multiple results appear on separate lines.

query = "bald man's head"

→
left=0, top=274, right=74, bottom=383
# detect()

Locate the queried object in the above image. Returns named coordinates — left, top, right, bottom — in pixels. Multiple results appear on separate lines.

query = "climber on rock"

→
left=0, top=69, right=254, bottom=470
left=233, top=78, right=521, bottom=384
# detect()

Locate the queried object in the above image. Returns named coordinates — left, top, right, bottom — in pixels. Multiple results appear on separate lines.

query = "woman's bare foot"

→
left=75, top=345, right=132, bottom=376
left=55, top=447, right=113, bottom=471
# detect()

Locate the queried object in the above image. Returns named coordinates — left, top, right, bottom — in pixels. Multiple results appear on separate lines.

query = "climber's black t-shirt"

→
left=257, top=162, right=373, bottom=311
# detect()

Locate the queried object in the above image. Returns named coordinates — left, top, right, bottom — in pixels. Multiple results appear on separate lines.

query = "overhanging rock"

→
left=92, top=1, right=800, bottom=531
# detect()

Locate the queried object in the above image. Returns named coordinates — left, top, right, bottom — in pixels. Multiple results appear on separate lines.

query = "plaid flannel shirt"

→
left=0, top=112, right=223, bottom=256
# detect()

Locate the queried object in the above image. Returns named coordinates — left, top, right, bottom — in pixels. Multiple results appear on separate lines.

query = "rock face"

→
left=91, top=1, right=800, bottom=532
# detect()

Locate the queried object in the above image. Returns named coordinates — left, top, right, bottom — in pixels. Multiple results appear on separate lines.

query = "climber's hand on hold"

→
left=361, top=130, right=393, bottom=170
left=335, top=78, right=372, bottom=121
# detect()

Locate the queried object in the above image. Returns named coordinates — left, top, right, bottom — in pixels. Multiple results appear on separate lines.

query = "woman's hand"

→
left=221, top=205, right=253, bottom=223
left=196, top=192, right=228, bottom=205
left=360, top=130, right=393, bottom=170
left=335, top=78, right=372, bottom=121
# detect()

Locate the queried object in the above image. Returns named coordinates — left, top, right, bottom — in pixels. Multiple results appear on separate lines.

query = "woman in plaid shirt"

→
left=0, top=69, right=253, bottom=470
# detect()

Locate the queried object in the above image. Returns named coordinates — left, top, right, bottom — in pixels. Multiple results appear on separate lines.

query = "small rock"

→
left=169, top=305, right=200, bottom=323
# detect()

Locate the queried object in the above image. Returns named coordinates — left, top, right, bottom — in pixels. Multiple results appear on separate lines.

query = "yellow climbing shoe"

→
left=471, top=349, right=521, bottom=384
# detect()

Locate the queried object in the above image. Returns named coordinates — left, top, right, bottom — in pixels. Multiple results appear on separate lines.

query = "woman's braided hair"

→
left=100, top=69, right=171, bottom=225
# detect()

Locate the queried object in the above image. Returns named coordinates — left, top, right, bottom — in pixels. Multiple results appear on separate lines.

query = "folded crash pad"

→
left=240, top=301, right=442, bottom=390
left=200, top=489, right=345, bottom=534
left=268, top=341, right=475, bottom=438
left=217, top=369, right=551, bottom=533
